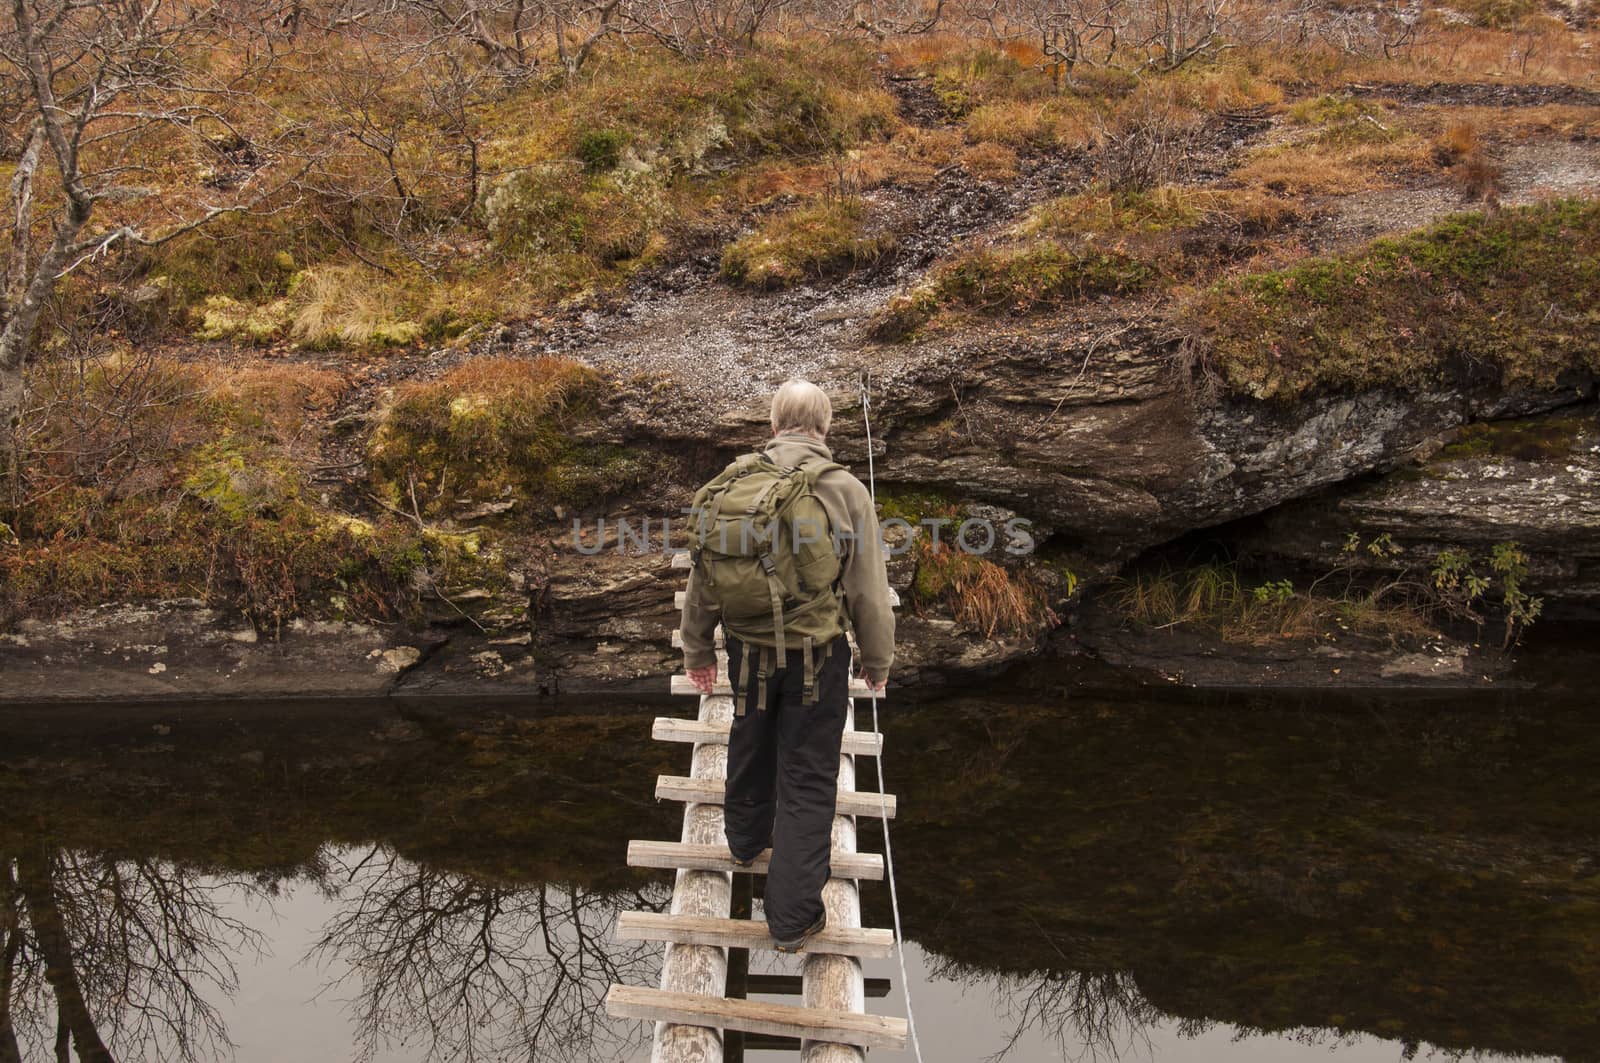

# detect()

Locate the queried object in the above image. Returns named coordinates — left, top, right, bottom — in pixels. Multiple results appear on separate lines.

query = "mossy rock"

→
left=1179, top=198, right=1600, bottom=400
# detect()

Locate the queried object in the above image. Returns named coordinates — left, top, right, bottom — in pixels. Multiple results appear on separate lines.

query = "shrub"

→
left=1, top=356, right=450, bottom=632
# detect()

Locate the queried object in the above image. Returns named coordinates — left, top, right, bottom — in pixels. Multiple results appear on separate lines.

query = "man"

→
left=679, top=378, right=894, bottom=952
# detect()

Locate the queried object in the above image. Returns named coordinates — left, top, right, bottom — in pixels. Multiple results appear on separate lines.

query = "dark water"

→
left=1, top=671, right=1596, bottom=1063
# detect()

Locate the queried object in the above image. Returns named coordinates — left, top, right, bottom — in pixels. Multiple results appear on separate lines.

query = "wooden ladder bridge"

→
left=604, top=551, right=911, bottom=1061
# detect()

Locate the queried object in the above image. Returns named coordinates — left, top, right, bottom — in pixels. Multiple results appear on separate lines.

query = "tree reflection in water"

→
left=932, top=954, right=1161, bottom=1063
left=1, top=849, right=265, bottom=1063
left=1, top=844, right=666, bottom=1063
left=309, top=844, right=665, bottom=1063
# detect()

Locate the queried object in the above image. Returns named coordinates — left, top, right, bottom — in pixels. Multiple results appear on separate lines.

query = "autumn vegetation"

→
left=2, top=0, right=1597, bottom=635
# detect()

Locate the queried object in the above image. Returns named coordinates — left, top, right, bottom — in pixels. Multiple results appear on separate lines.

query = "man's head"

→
left=770, top=379, right=831, bottom=439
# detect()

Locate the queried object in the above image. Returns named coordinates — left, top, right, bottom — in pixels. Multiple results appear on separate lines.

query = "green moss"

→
left=369, top=356, right=669, bottom=519
left=873, top=239, right=1153, bottom=340
left=576, top=127, right=628, bottom=172
left=542, top=442, right=673, bottom=509
left=721, top=199, right=889, bottom=289
left=195, top=294, right=289, bottom=343
left=874, top=486, right=965, bottom=525
left=1179, top=198, right=1600, bottom=400
left=1436, top=416, right=1586, bottom=462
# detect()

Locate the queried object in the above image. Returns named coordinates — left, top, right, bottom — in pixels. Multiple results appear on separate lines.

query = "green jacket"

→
left=680, top=432, right=895, bottom=684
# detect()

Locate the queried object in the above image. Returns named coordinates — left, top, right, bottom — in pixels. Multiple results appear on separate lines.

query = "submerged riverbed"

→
left=1, top=668, right=1596, bottom=1062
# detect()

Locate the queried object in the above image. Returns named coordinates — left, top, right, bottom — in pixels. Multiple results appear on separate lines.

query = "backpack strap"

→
left=697, top=454, right=767, bottom=548
left=757, top=552, right=787, bottom=660
left=754, top=645, right=773, bottom=712
left=797, top=460, right=844, bottom=485
left=802, top=634, right=814, bottom=705
left=733, top=639, right=755, bottom=717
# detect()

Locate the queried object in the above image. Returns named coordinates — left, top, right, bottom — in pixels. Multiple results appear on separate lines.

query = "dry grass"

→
left=1235, top=97, right=1435, bottom=196
left=203, top=364, right=346, bottom=445
left=288, top=266, right=425, bottom=350
left=912, top=540, right=1057, bottom=639
left=959, top=141, right=1022, bottom=181
left=853, top=127, right=966, bottom=187
left=1423, top=103, right=1600, bottom=142
left=1115, top=562, right=1437, bottom=645
left=963, top=97, right=1098, bottom=150
left=1433, top=120, right=1506, bottom=202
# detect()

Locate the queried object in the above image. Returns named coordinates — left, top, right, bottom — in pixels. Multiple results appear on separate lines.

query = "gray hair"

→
left=770, top=379, right=832, bottom=437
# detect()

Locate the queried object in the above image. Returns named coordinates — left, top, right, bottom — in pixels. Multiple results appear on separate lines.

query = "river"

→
left=1, top=663, right=1595, bottom=1062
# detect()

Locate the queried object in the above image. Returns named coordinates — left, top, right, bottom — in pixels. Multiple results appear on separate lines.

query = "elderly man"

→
left=679, top=378, right=894, bottom=952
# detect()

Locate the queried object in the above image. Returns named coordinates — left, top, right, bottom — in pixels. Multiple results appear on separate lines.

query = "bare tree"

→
left=0, top=0, right=308, bottom=466
left=967, top=0, right=1125, bottom=89
left=619, top=0, right=793, bottom=56
left=1135, top=0, right=1231, bottom=72
left=6, top=850, right=268, bottom=1063
left=310, top=845, right=664, bottom=1063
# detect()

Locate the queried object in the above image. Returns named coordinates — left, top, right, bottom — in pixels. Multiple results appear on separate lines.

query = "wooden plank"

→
left=804, top=703, right=868, bottom=1063
left=652, top=718, right=882, bottom=758
left=671, top=676, right=880, bottom=699
left=651, top=690, right=734, bottom=1063
left=655, top=776, right=896, bottom=820
left=746, top=976, right=890, bottom=999
left=606, top=985, right=909, bottom=1052
left=615, top=911, right=894, bottom=960
left=627, top=841, right=883, bottom=882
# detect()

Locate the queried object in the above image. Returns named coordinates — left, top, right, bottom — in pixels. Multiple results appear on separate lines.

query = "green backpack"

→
left=688, top=452, right=847, bottom=712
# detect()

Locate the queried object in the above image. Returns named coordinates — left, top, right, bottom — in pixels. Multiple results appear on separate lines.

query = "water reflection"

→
left=307, top=846, right=661, bottom=1063
left=1, top=850, right=265, bottom=1063
left=0, top=686, right=1595, bottom=1063
left=1, top=845, right=663, bottom=1063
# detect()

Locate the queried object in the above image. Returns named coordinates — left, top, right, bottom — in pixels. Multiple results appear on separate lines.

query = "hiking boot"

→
left=772, top=911, right=827, bottom=953
left=729, top=845, right=769, bottom=869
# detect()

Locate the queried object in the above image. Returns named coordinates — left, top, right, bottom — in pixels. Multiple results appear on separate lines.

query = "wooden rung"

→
left=656, top=776, right=896, bottom=819
left=652, top=717, right=882, bottom=757
left=605, top=984, right=909, bottom=1051
left=627, top=841, right=883, bottom=881
left=615, top=911, right=894, bottom=959
left=671, top=675, right=881, bottom=699
left=676, top=588, right=901, bottom=608
left=745, top=975, right=892, bottom=998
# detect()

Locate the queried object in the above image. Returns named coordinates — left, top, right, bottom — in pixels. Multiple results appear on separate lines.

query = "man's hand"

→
left=688, top=663, right=718, bottom=695
left=859, top=666, right=886, bottom=694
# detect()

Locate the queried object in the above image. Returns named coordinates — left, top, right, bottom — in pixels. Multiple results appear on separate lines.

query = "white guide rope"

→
left=860, top=371, right=926, bottom=1063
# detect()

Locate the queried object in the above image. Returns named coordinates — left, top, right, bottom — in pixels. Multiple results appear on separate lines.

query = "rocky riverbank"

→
left=5, top=65, right=1600, bottom=703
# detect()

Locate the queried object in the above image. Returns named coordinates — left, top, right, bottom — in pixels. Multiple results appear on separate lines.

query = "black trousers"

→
left=723, top=632, right=852, bottom=939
